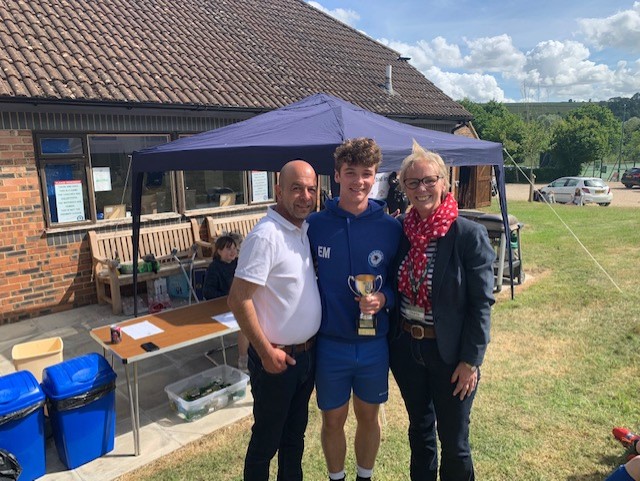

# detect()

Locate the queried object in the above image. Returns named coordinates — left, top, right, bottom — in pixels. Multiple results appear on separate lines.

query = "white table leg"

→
left=125, top=363, right=140, bottom=456
left=134, top=363, right=141, bottom=454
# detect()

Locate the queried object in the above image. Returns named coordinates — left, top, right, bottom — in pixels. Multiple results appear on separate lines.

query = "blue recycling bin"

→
left=42, top=353, right=117, bottom=469
left=0, top=370, right=46, bottom=481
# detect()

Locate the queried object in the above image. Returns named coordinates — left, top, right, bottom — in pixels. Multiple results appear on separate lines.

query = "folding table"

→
left=90, top=297, right=238, bottom=455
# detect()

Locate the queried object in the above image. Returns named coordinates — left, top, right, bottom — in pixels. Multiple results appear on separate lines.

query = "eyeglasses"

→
left=403, top=176, right=442, bottom=190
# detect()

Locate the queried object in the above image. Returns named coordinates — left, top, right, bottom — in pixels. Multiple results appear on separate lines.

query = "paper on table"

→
left=121, top=320, right=164, bottom=340
left=212, top=311, right=240, bottom=330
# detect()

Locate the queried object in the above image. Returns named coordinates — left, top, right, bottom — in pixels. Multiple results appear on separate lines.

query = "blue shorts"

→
left=606, top=466, right=634, bottom=481
left=315, top=336, right=389, bottom=411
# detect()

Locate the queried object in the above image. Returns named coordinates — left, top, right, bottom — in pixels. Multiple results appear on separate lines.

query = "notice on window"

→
left=92, top=167, right=112, bottom=192
left=369, top=172, right=391, bottom=200
left=54, top=180, right=85, bottom=222
left=251, top=171, right=269, bottom=202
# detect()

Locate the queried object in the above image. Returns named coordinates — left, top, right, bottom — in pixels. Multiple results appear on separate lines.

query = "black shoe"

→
left=356, top=477, right=371, bottom=481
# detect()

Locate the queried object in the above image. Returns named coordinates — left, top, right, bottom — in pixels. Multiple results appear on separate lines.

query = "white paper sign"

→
left=92, top=167, right=112, bottom=192
left=212, top=311, right=240, bottom=331
left=251, top=171, right=269, bottom=202
left=121, top=320, right=164, bottom=340
left=54, top=180, right=85, bottom=222
left=369, top=172, right=391, bottom=200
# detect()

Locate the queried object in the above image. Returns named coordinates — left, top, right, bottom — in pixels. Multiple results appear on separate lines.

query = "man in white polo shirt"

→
left=228, top=159, right=321, bottom=481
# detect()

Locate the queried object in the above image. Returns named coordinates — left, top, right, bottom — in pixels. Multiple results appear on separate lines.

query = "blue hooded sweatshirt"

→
left=307, top=197, right=402, bottom=342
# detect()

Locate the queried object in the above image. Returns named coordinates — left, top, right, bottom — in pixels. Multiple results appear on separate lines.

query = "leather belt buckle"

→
left=410, top=324, right=425, bottom=340
left=272, top=336, right=316, bottom=355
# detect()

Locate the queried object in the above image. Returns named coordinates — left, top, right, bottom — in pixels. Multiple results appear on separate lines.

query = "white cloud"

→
left=422, top=67, right=511, bottom=103
left=512, top=39, right=640, bottom=101
left=524, top=41, right=608, bottom=83
left=307, top=1, right=639, bottom=102
left=578, top=2, right=640, bottom=53
left=462, top=34, right=526, bottom=74
left=307, top=1, right=360, bottom=27
left=424, top=37, right=464, bottom=68
left=378, top=37, right=462, bottom=69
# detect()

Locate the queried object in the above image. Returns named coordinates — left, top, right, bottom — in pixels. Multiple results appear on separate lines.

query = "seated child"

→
left=570, top=188, right=583, bottom=206
left=203, top=235, right=249, bottom=373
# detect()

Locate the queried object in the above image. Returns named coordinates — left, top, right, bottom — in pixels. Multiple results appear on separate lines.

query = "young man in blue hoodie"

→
left=307, top=138, right=402, bottom=481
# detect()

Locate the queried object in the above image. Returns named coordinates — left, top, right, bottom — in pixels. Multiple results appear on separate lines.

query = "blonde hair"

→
left=398, top=139, right=450, bottom=192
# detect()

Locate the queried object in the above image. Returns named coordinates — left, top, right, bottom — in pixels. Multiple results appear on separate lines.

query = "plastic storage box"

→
left=11, top=336, right=64, bottom=382
left=0, top=370, right=46, bottom=481
left=41, top=353, right=117, bottom=469
left=165, top=365, right=249, bottom=422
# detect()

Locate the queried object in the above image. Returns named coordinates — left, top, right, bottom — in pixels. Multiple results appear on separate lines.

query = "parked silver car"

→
left=539, top=176, right=613, bottom=206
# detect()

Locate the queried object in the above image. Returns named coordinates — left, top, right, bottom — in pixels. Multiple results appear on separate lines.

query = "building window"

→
left=38, top=136, right=91, bottom=225
left=183, top=170, right=275, bottom=211
left=44, top=161, right=91, bottom=224
left=184, top=170, right=245, bottom=209
left=36, top=132, right=275, bottom=228
left=88, top=135, right=172, bottom=219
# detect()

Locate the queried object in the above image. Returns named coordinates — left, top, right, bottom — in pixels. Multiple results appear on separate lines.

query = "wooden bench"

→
left=88, top=220, right=211, bottom=314
left=205, top=212, right=266, bottom=244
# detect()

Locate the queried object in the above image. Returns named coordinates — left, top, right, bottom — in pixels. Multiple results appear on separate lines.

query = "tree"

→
left=624, top=116, right=640, bottom=163
left=520, top=120, right=551, bottom=168
left=605, top=93, right=640, bottom=121
left=565, top=104, right=621, bottom=154
left=551, top=116, right=609, bottom=175
left=459, top=99, right=528, bottom=162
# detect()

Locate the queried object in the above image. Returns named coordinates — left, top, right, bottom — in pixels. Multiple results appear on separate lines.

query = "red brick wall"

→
left=0, top=129, right=95, bottom=324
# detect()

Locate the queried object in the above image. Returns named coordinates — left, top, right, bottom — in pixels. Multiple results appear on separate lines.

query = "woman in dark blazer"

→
left=389, top=140, right=495, bottom=481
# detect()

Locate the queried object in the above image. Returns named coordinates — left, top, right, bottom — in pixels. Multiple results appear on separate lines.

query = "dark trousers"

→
left=389, top=332, right=477, bottom=481
left=244, top=344, right=315, bottom=481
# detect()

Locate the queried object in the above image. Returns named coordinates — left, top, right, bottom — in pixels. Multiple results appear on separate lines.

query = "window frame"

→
left=35, top=133, right=94, bottom=228
left=87, top=133, right=174, bottom=220
left=180, top=169, right=276, bottom=214
left=35, top=131, right=277, bottom=229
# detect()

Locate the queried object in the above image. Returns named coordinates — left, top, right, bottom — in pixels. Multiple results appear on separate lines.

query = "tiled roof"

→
left=0, top=0, right=472, bottom=120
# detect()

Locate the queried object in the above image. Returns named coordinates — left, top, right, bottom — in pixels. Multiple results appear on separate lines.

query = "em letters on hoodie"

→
left=307, top=198, right=402, bottom=342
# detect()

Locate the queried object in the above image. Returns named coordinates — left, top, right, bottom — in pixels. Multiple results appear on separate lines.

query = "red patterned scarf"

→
left=398, top=193, right=458, bottom=310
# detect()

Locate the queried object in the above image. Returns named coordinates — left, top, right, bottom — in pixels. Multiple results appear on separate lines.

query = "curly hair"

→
left=398, top=139, right=450, bottom=192
left=334, top=137, right=382, bottom=173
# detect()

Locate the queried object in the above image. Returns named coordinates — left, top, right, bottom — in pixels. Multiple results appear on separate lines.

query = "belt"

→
left=272, top=336, right=316, bottom=355
left=402, top=320, right=436, bottom=340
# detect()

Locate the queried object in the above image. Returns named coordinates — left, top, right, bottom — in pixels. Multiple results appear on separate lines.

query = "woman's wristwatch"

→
left=463, top=362, right=477, bottom=372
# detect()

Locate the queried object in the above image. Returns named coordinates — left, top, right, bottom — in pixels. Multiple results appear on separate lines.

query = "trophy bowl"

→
left=348, top=274, right=382, bottom=336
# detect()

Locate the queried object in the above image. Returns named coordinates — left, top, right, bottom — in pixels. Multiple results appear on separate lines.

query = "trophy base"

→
left=357, top=313, right=376, bottom=337
left=357, top=326, right=377, bottom=336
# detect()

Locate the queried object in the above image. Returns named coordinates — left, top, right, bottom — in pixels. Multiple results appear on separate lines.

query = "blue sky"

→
left=307, top=1, right=640, bottom=103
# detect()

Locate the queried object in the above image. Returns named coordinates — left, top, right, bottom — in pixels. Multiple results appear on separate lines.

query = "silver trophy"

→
left=348, top=274, right=383, bottom=336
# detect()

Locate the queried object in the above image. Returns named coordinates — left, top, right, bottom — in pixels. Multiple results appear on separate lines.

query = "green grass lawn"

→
left=121, top=201, right=640, bottom=481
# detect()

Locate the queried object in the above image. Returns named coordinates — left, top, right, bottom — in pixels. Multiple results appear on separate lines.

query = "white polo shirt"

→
left=234, top=207, right=321, bottom=345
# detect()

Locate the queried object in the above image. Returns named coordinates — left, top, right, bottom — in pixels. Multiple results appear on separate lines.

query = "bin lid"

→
left=0, top=370, right=44, bottom=416
left=41, top=353, right=116, bottom=401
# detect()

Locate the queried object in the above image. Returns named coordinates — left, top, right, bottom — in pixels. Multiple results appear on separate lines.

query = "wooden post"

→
left=528, top=173, right=536, bottom=202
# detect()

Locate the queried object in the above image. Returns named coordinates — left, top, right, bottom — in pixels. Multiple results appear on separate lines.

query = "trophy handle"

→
left=374, top=275, right=383, bottom=294
left=348, top=275, right=359, bottom=297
